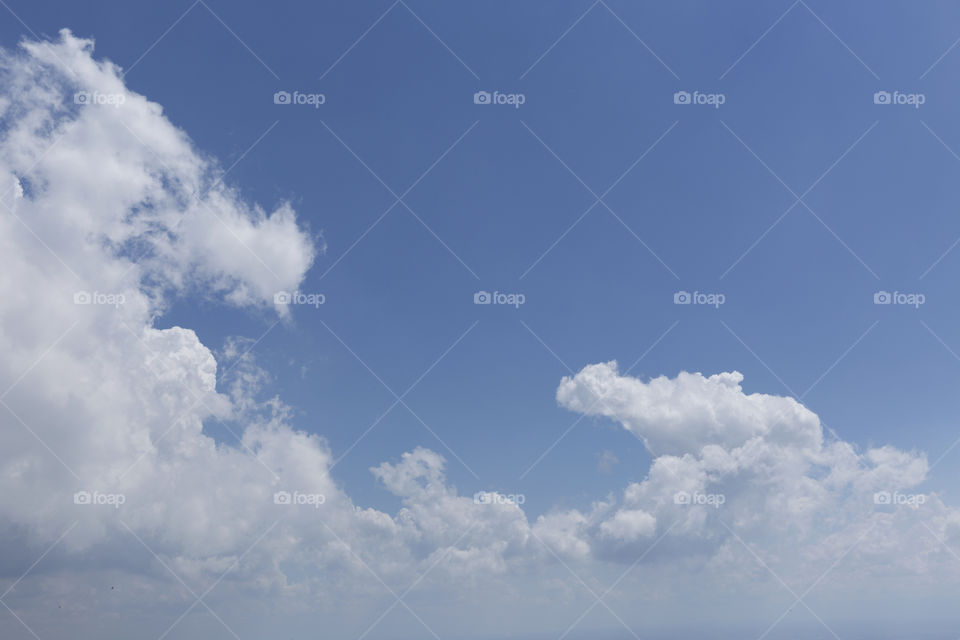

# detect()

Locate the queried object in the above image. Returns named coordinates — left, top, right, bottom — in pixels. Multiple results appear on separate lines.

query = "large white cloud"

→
left=0, top=32, right=542, bottom=638
left=554, top=362, right=960, bottom=583
left=1, top=29, right=959, bottom=640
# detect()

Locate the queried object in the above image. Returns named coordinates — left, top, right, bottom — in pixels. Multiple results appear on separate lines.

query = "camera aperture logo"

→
left=474, top=290, right=525, bottom=308
left=473, top=491, right=525, bottom=506
left=873, top=490, right=926, bottom=508
left=73, top=490, right=125, bottom=509
left=674, top=491, right=725, bottom=508
left=273, top=490, right=326, bottom=508
left=74, top=91, right=126, bottom=108
left=273, top=90, right=326, bottom=108
left=873, top=91, right=925, bottom=108
left=274, top=290, right=325, bottom=308
left=73, top=291, right=125, bottom=308
left=473, top=90, right=526, bottom=109
left=873, top=291, right=925, bottom=308
left=674, top=290, right=725, bottom=308
left=673, top=90, right=725, bottom=109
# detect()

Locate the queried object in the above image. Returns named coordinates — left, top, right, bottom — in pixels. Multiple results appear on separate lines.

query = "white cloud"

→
left=598, top=508, right=656, bottom=541
left=3, top=29, right=314, bottom=311
left=555, top=361, right=956, bottom=582
left=556, top=363, right=822, bottom=456
left=0, top=33, right=540, bottom=637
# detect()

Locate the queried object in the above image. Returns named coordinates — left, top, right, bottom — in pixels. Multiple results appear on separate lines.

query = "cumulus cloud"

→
left=0, top=33, right=538, bottom=638
left=1, top=29, right=315, bottom=311
left=1, top=28, right=959, bottom=640
left=554, top=362, right=959, bottom=583
left=0, top=37, right=326, bottom=597
left=556, top=364, right=822, bottom=456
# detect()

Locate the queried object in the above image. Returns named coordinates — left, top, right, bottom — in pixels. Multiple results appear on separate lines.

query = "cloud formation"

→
left=0, top=33, right=541, bottom=636
left=0, top=29, right=958, bottom=639
left=554, top=362, right=958, bottom=580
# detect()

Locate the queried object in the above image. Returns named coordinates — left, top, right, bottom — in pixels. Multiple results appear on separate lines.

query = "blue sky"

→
left=3, top=2, right=960, bottom=638
left=10, top=0, right=952, bottom=511
left=3, top=0, right=958, bottom=509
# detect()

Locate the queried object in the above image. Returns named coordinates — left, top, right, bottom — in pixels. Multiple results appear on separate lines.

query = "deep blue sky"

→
left=5, top=0, right=960, bottom=514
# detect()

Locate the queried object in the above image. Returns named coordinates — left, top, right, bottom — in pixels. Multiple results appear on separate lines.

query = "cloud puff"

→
left=556, top=363, right=821, bottom=456
left=554, top=361, right=958, bottom=584
left=2, top=29, right=314, bottom=310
